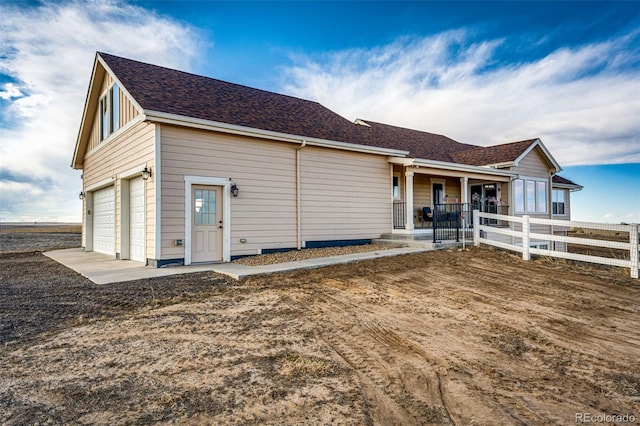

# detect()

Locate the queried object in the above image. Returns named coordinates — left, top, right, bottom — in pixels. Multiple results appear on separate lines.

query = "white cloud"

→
left=0, top=83, right=24, bottom=100
left=281, top=31, right=640, bottom=167
left=0, top=0, right=204, bottom=222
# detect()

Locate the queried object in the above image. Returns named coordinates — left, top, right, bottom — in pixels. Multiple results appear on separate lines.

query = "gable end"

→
left=72, top=53, right=144, bottom=169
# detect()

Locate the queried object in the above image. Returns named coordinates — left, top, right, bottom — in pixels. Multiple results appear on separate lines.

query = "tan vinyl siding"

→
left=160, top=126, right=297, bottom=258
left=87, top=75, right=140, bottom=152
left=413, top=174, right=430, bottom=221
left=83, top=121, right=156, bottom=258
left=513, top=147, right=552, bottom=177
left=444, top=180, right=461, bottom=203
left=300, top=147, right=391, bottom=241
left=563, top=189, right=571, bottom=217
left=161, top=127, right=392, bottom=258
left=498, top=182, right=509, bottom=209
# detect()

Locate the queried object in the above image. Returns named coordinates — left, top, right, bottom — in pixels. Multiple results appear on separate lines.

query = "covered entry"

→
left=389, top=159, right=515, bottom=232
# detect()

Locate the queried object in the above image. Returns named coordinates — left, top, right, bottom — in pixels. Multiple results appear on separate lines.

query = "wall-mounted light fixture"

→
left=230, top=183, right=239, bottom=197
left=79, top=191, right=85, bottom=200
left=142, top=166, right=152, bottom=181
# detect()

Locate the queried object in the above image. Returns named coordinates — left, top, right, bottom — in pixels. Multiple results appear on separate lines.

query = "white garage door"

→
left=93, top=186, right=115, bottom=255
left=129, top=177, right=145, bottom=262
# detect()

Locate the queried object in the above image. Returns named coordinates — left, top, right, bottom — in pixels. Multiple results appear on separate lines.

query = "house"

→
left=72, top=52, right=582, bottom=266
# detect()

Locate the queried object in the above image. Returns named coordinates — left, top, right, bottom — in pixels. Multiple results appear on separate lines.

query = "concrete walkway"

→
left=45, top=246, right=428, bottom=284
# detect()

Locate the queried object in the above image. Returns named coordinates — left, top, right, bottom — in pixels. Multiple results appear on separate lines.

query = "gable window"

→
left=552, top=189, right=565, bottom=215
left=99, top=83, right=119, bottom=142
left=100, top=96, right=109, bottom=141
left=111, top=83, right=119, bottom=133
left=514, top=178, right=547, bottom=214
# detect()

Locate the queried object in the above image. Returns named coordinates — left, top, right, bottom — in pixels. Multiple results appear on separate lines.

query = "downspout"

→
left=296, top=140, right=307, bottom=250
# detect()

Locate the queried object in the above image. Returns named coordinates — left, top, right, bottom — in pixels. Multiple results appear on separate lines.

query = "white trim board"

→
left=184, top=176, right=231, bottom=264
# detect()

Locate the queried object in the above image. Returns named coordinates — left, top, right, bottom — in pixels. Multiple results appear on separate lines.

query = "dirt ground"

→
left=1, top=233, right=639, bottom=425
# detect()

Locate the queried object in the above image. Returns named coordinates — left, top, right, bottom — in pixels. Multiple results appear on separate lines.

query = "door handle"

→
left=218, top=225, right=223, bottom=229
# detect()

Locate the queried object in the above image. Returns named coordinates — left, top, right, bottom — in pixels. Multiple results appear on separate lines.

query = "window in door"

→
left=194, top=189, right=217, bottom=225
left=433, top=182, right=444, bottom=205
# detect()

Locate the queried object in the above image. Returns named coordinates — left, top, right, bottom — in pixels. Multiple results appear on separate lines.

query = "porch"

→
left=392, top=202, right=510, bottom=243
left=389, top=159, right=515, bottom=242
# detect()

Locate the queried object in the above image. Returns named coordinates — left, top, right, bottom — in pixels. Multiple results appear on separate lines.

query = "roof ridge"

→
left=357, top=118, right=459, bottom=139
left=456, top=138, right=538, bottom=153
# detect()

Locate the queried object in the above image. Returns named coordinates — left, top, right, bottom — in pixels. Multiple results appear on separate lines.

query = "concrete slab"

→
left=45, top=246, right=429, bottom=284
left=44, top=248, right=216, bottom=285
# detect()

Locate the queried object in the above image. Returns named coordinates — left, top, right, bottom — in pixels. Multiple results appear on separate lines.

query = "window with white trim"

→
left=552, top=189, right=566, bottom=215
left=514, top=178, right=547, bottom=213
left=392, top=176, right=400, bottom=199
left=99, top=83, right=119, bottom=142
left=111, top=83, right=119, bottom=132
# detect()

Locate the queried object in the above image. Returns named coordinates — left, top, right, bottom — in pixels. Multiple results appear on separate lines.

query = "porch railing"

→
left=391, top=201, right=510, bottom=236
left=433, top=203, right=472, bottom=242
left=433, top=203, right=510, bottom=243
left=393, top=201, right=406, bottom=229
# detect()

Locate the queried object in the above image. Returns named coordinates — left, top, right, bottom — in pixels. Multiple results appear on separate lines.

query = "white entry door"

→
left=93, top=186, right=115, bottom=255
left=192, top=186, right=223, bottom=263
left=129, top=177, right=145, bottom=262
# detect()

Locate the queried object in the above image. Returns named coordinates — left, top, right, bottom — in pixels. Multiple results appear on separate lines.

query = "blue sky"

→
left=0, top=1, right=638, bottom=223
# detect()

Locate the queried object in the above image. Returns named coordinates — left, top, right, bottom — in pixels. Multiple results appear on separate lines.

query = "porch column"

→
left=405, top=171, right=414, bottom=230
left=460, top=177, right=469, bottom=203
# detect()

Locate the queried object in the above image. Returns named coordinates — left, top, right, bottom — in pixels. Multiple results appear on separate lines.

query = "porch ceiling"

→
left=406, top=166, right=512, bottom=182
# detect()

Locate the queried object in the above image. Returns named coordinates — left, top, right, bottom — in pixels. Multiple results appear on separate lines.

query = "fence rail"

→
left=473, top=210, right=639, bottom=278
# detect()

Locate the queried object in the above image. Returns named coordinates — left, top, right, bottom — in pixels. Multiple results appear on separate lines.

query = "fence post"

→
left=522, top=215, right=530, bottom=261
left=473, top=209, right=480, bottom=246
left=630, top=224, right=639, bottom=279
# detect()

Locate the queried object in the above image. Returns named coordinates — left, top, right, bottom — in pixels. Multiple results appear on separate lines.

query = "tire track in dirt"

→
left=290, top=249, right=640, bottom=425
left=311, top=286, right=455, bottom=425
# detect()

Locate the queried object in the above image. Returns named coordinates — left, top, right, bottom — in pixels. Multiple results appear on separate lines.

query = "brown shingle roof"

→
left=552, top=175, right=581, bottom=187
left=97, top=52, right=550, bottom=168
left=354, top=120, right=478, bottom=162
left=451, top=139, right=538, bottom=166
left=99, top=52, right=362, bottom=145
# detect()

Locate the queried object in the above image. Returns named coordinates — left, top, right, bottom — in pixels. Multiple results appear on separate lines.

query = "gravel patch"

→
left=233, top=244, right=395, bottom=266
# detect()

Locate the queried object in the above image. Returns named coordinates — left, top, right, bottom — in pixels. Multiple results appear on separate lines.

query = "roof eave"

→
left=514, top=138, right=562, bottom=173
left=143, top=110, right=410, bottom=157
left=411, top=158, right=518, bottom=177
left=484, top=161, right=515, bottom=169
left=553, top=182, right=584, bottom=191
left=71, top=55, right=103, bottom=169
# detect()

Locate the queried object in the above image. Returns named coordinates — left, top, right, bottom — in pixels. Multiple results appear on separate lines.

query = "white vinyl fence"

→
left=473, top=210, right=639, bottom=279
